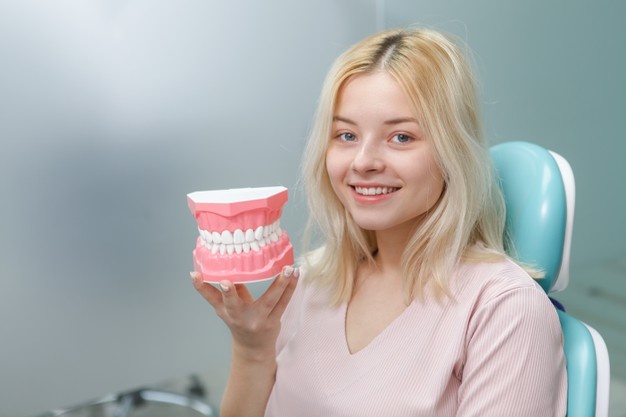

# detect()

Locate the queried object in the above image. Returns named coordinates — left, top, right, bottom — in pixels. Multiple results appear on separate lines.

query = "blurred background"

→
left=0, top=1, right=624, bottom=416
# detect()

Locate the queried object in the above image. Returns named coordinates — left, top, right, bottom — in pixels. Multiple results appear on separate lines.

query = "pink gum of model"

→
left=187, top=186, right=294, bottom=283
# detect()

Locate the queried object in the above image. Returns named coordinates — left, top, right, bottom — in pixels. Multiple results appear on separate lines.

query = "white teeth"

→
left=221, top=230, right=233, bottom=245
left=233, top=229, right=245, bottom=244
left=199, top=229, right=210, bottom=243
left=355, top=186, right=396, bottom=196
left=200, top=221, right=284, bottom=254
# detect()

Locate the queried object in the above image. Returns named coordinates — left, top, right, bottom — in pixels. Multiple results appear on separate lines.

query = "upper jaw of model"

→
left=187, top=186, right=294, bottom=283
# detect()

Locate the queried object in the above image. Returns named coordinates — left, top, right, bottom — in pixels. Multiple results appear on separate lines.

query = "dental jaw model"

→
left=187, top=186, right=294, bottom=283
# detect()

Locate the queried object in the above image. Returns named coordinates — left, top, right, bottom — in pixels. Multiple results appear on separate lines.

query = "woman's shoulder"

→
left=452, top=257, right=548, bottom=306
left=450, top=258, right=560, bottom=347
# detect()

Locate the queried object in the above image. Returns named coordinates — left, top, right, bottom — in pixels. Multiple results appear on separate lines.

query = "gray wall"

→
left=0, top=1, right=378, bottom=415
left=384, top=0, right=626, bottom=268
left=1, top=1, right=624, bottom=416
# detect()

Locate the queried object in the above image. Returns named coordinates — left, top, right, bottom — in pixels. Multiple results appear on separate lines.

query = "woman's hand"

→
left=192, top=267, right=299, bottom=417
left=191, top=266, right=299, bottom=361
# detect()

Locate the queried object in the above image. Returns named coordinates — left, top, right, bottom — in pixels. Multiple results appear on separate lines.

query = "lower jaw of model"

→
left=187, top=186, right=294, bottom=283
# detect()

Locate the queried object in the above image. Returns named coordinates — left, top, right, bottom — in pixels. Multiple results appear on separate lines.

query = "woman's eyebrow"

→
left=384, top=117, right=418, bottom=125
left=332, top=115, right=356, bottom=125
left=333, top=116, right=418, bottom=125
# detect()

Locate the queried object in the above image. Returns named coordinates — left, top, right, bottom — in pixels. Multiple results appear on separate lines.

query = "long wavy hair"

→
left=302, top=28, right=529, bottom=305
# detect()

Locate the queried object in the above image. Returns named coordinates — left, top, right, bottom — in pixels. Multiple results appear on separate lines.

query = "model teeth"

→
left=354, top=186, right=397, bottom=196
left=199, top=220, right=283, bottom=254
left=221, top=230, right=233, bottom=245
left=233, top=229, right=245, bottom=244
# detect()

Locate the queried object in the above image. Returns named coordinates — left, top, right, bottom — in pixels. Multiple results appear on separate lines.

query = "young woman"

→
left=193, top=28, right=567, bottom=417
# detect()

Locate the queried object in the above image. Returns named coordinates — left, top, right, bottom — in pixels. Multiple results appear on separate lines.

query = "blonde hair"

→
left=302, top=28, right=523, bottom=305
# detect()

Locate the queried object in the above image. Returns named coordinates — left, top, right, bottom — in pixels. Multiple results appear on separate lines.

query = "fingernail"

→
left=219, top=282, right=230, bottom=292
left=190, top=272, right=199, bottom=281
left=293, top=267, right=300, bottom=278
left=284, top=266, right=294, bottom=277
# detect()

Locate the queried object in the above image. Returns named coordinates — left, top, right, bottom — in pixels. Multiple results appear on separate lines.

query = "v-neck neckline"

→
left=308, top=296, right=418, bottom=397
left=339, top=298, right=417, bottom=357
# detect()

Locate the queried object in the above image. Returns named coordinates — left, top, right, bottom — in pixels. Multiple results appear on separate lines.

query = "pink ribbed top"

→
left=265, top=259, right=567, bottom=416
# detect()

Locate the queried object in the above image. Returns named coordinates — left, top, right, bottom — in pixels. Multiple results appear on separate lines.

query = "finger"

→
left=255, top=266, right=296, bottom=316
left=219, top=280, right=244, bottom=313
left=268, top=267, right=299, bottom=320
left=234, top=283, right=254, bottom=304
left=191, top=272, right=223, bottom=308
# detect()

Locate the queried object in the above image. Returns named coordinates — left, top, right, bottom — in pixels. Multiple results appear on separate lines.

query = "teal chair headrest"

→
left=490, top=141, right=569, bottom=293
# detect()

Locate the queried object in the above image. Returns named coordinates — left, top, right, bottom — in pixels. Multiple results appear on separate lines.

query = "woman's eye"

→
left=391, top=133, right=413, bottom=144
left=338, top=132, right=357, bottom=142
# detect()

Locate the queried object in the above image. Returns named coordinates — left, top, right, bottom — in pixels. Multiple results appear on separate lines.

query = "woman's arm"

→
left=192, top=267, right=299, bottom=417
left=457, top=285, right=567, bottom=417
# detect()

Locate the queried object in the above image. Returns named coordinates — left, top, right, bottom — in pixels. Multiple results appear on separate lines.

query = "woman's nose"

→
left=351, top=140, right=384, bottom=173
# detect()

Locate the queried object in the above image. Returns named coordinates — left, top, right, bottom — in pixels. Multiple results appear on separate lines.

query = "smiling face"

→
left=325, top=71, right=445, bottom=239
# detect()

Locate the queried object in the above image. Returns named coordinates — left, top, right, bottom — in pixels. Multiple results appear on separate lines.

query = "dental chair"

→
left=491, top=141, right=610, bottom=417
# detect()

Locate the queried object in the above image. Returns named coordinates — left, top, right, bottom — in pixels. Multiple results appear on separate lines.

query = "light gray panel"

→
left=0, top=0, right=378, bottom=415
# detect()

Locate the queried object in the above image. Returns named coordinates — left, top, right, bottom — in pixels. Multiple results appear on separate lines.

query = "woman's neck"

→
left=372, top=227, right=412, bottom=276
